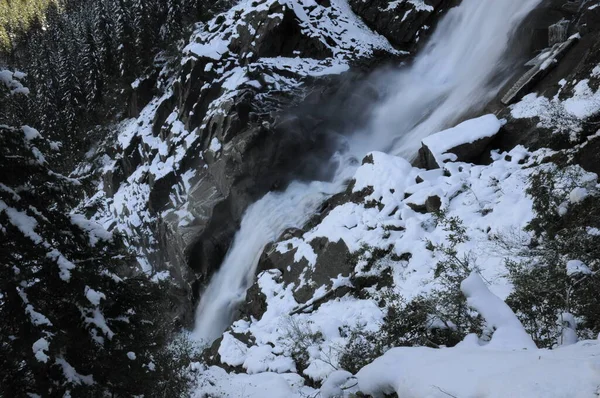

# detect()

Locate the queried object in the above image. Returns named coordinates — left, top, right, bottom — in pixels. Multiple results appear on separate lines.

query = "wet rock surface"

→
left=88, top=0, right=456, bottom=326
left=236, top=0, right=600, bottom=330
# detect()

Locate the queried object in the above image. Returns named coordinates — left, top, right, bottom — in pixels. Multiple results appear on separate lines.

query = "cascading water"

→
left=193, top=154, right=356, bottom=343
left=353, top=0, right=541, bottom=158
left=193, top=0, right=541, bottom=344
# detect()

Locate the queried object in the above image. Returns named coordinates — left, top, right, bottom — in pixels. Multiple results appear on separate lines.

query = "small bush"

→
left=505, top=164, right=600, bottom=347
left=339, top=212, right=483, bottom=374
left=280, top=317, right=325, bottom=373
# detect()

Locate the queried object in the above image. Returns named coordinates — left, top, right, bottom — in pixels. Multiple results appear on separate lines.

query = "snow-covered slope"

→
left=80, top=0, right=427, bottom=325
left=188, top=3, right=600, bottom=387
left=192, top=129, right=600, bottom=395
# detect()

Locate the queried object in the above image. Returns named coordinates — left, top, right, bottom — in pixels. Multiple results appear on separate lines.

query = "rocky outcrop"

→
left=417, top=114, right=502, bottom=169
left=491, top=0, right=600, bottom=159
left=86, top=0, right=455, bottom=326
left=348, top=0, right=456, bottom=50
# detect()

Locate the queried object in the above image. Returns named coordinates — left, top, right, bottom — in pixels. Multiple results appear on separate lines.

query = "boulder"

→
left=418, top=114, right=502, bottom=169
left=407, top=195, right=442, bottom=214
left=574, top=135, right=600, bottom=175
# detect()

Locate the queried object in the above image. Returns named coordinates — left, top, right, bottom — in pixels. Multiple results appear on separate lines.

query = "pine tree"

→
left=83, top=20, right=104, bottom=106
left=93, top=0, right=117, bottom=77
left=132, top=0, right=159, bottom=73
left=163, top=0, right=184, bottom=45
left=0, top=71, right=192, bottom=397
left=115, top=0, right=138, bottom=83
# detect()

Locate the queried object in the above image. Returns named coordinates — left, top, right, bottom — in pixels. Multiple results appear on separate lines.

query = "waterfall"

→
left=192, top=153, right=356, bottom=343
left=352, top=0, right=541, bottom=158
left=193, top=0, right=541, bottom=344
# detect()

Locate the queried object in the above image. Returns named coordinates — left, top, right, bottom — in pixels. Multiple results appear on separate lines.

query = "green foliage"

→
left=280, top=317, right=325, bottom=373
left=0, top=0, right=55, bottom=51
left=0, top=78, right=195, bottom=397
left=505, top=164, right=600, bottom=348
left=427, top=210, right=483, bottom=338
left=339, top=213, right=483, bottom=374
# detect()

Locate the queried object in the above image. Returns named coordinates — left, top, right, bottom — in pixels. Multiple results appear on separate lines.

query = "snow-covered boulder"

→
left=355, top=340, right=600, bottom=398
left=418, top=114, right=503, bottom=169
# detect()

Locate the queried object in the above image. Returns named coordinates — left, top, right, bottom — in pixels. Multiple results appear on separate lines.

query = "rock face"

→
left=491, top=0, right=600, bottom=160
left=348, top=0, right=456, bottom=50
left=85, top=0, right=455, bottom=326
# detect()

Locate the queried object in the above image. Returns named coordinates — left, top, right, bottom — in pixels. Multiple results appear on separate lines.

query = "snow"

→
left=384, top=0, right=433, bottom=12
left=46, top=249, right=76, bottom=282
left=218, top=333, right=248, bottom=367
left=243, top=345, right=296, bottom=374
left=259, top=57, right=350, bottom=78
left=184, top=39, right=230, bottom=61
left=208, top=137, right=222, bottom=153
left=587, top=227, right=600, bottom=236
left=276, top=237, right=318, bottom=267
left=421, top=114, right=502, bottom=165
left=32, top=338, right=50, bottom=363
left=0, top=69, right=30, bottom=95
left=569, top=187, right=589, bottom=203
left=85, top=286, right=106, bottom=306
left=356, top=340, right=600, bottom=398
left=0, top=201, right=43, bottom=244
left=192, top=366, right=299, bottom=398
left=70, top=214, right=113, bottom=246
left=82, top=308, right=114, bottom=339
left=20, top=289, right=53, bottom=327
left=55, top=358, right=94, bottom=386
left=563, top=79, right=600, bottom=119
left=558, top=312, right=578, bottom=346
left=21, top=125, right=41, bottom=141
left=461, top=272, right=536, bottom=350
left=511, top=77, right=600, bottom=136
left=320, top=370, right=357, bottom=397
left=566, top=260, right=592, bottom=276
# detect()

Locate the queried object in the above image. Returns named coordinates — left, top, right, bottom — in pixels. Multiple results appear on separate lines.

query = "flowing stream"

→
left=193, top=0, right=541, bottom=344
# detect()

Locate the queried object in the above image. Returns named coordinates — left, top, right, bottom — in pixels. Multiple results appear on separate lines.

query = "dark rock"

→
left=574, top=135, right=600, bottom=175
left=348, top=0, right=454, bottom=50
left=418, top=132, right=498, bottom=170
left=257, top=236, right=352, bottom=304
left=255, top=6, right=332, bottom=60
left=236, top=279, right=269, bottom=321
left=362, top=153, right=374, bottom=165
left=407, top=201, right=427, bottom=214
left=425, top=195, right=442, bottom=213
left=406, top=195, right=441, bottom=213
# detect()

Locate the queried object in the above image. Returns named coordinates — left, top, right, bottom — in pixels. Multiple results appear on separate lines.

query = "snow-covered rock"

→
left=419, top=114, right=503, bottom=169
left=355, top=340, right=600, bottom=398
left=86, top=0, right=435, bottom=328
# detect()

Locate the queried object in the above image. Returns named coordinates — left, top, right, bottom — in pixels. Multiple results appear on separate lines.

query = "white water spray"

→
left=193, top=0, right=541, bottom=343
left=193, top=154, right=356, bottom=343
left=352, top=0, right=541, bottom=158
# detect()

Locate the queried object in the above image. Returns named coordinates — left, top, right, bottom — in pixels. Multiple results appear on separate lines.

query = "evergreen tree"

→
left=115, top=0, right=137, bottom=83
left=0, top=71, right=191, bottom=397
left=83, top=20, right=104, bottom=106
left=93, top=0, right=117, bottom=77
